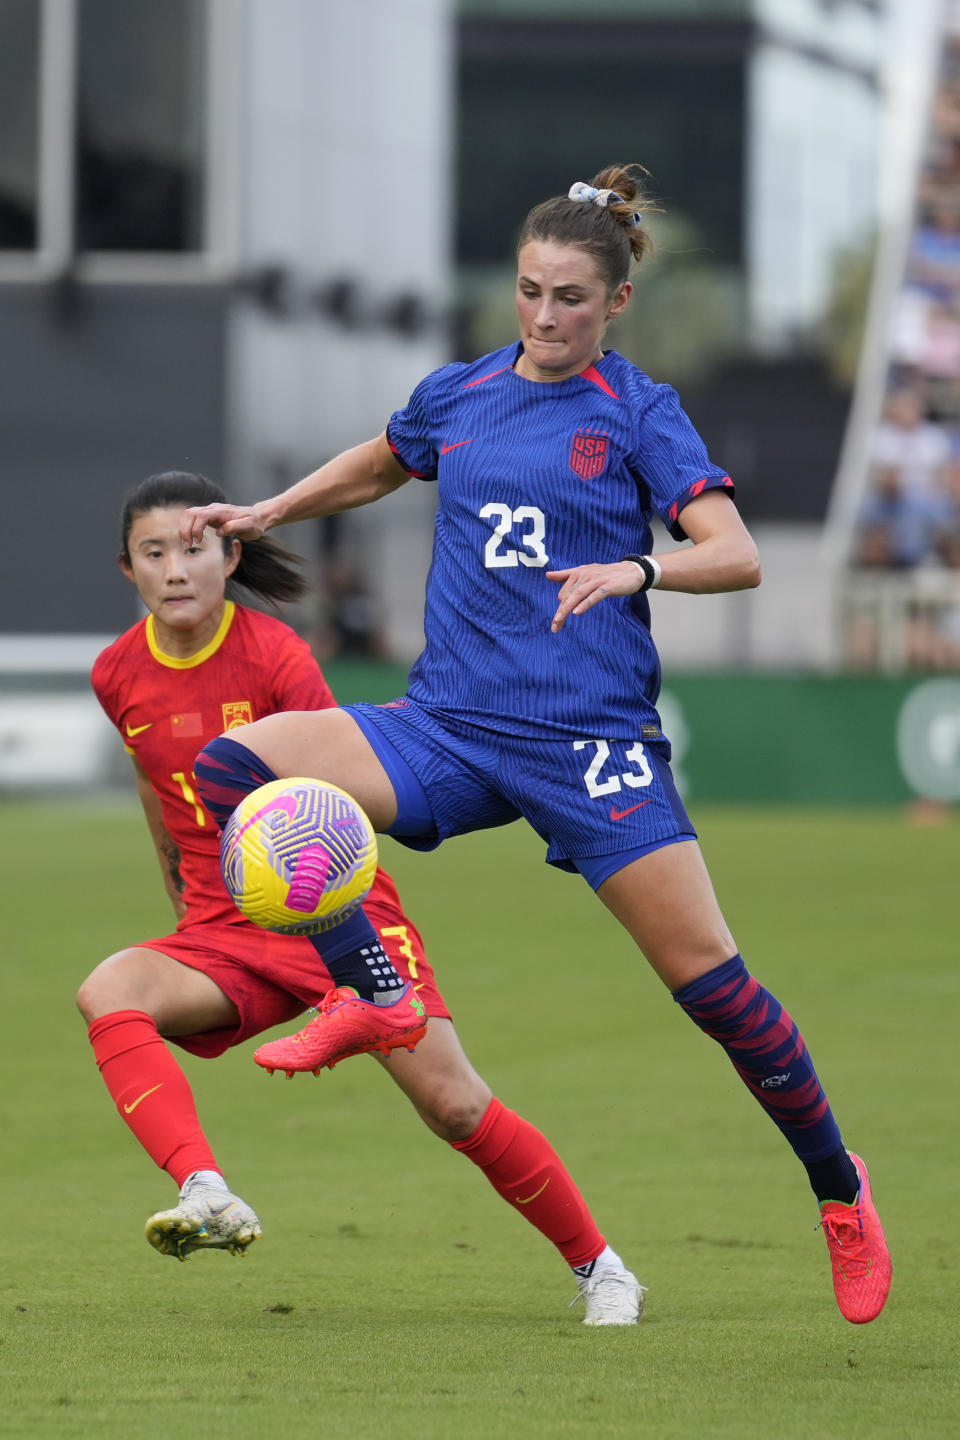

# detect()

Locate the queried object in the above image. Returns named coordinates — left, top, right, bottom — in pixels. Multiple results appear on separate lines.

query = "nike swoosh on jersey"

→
left=125, top=721, right=153, bottom=737
left=440, top=439, right=475, bottom=454
left=609, top=799, right=653, bottom=820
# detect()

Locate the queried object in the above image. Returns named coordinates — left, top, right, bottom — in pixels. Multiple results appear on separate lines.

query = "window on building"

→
left=75, top=0, right=207, bottom=252
left=0, top=0, right=216, bottom=269
left=457, top=26, right=745, bottom=266
left=0, top=0, right=40, bottom=249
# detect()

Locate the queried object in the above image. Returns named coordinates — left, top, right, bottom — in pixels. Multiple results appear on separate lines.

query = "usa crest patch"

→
left=569, top=430, right=609, bottom=480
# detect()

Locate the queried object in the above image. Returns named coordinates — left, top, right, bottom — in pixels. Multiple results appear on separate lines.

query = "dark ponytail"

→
left=120, top=471, right=309, bottom=606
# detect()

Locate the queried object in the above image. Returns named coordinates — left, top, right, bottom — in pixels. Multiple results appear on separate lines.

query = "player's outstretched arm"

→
left=180, top=432, right=410, bottom=545
left=548, top=491, right=761, bottom=632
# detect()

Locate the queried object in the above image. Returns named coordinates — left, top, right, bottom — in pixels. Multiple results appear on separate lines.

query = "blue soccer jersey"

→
left=387, top=342, right=733, bottom=740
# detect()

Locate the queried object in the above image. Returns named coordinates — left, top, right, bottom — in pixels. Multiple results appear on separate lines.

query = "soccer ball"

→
left=220, top=777, right=378, bottom=935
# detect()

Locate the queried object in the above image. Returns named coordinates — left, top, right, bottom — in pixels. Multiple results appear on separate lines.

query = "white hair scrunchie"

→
left=567, top=181, right=643, bottom=228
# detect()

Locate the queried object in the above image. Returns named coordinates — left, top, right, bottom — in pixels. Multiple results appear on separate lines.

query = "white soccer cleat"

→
left=574, top=1267, right=646, bottom=1326
left=145, top=1177, right=262, bottom=1262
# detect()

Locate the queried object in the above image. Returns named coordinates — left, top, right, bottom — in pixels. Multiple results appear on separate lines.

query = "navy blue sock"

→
left=194, top=735, right=404, bottom=1002
left=310, top=909, right=404, bottom=1000
left=194, top=734, right=278, bottom=828
left=673, top=955, right=859, bottom=1204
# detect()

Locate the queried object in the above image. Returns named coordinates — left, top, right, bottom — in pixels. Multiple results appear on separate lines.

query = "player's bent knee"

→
left=415, top=1082, right=492, bottom=1141
left=652, top=941, right=740, bottom=992
left=75, top=974, right=97, bottom=1020
left=76, top=959, right=132, bottom=1023
left=75, top=948, right=170, bottom=1025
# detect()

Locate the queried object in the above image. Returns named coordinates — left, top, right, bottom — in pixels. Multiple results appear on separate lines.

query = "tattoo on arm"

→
left=160, top=828, right=185, bottom=895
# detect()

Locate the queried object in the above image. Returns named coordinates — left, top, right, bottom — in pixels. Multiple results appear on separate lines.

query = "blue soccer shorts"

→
left=344, top=698, right=696, bottom=890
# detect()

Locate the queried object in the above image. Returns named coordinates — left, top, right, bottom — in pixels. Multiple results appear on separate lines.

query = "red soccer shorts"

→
left=138, top=890, right=450, bottom=1059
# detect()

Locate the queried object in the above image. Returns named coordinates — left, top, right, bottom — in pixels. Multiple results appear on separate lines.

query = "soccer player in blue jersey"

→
left=182, top=164, right=892, bottom=1326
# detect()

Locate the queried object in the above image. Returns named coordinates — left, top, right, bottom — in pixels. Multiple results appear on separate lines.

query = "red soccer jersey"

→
left=93, top=601, right=355, bottom=925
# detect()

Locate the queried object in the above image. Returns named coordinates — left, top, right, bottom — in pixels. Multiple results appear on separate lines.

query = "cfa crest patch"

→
left=222, top=700, right=254, bottom=730
left=569, top=430, right=609, bottom=480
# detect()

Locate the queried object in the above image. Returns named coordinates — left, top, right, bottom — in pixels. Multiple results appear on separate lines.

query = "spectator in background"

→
left=851, top=462, right=960, bottom=672
left=855, top=465, right=957, bottom=571
left=921, top=521, right=960, bottom=669
left=848, top=15, right=960, bottom=677
left=917, top=302, right=960, bottom=386
left=908, top=203, right=960, bottom=301
left=904, top=592, right=960, bottom=671
left=871, top=390, right=952, bottom=497
left=933, top=524, right=960, bottom=570
left=920, top=129, right=960, bottom=205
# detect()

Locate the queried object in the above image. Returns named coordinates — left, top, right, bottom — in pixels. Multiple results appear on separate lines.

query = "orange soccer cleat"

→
left=819, top=1152, right=892, bottom=1324
left=253, top=982, right=427, bottom=1076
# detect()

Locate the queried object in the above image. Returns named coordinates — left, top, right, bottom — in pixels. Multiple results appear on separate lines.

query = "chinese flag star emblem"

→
left=170, top=712, right=203, bottom=737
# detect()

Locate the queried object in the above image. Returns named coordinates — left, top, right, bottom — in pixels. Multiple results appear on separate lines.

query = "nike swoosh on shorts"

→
left=609, top=800, right=653, bottom=821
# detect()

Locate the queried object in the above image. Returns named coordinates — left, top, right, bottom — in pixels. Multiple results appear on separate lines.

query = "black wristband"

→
left=623, top=554, right=656, bottom=592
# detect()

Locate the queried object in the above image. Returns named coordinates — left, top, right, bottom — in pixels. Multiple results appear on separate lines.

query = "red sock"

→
left=88, top=1009, right=220, bottom=1188
left=451, top=1098, right=604, bottom=1267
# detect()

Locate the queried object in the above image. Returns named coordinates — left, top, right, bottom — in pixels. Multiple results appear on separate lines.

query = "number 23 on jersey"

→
left=479, top=502, right=549, bottom=568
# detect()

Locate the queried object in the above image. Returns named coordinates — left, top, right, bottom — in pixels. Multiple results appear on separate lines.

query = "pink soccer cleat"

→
left=819, top=1152, right=892, bottom=1324
left=254, top=982, right=427, bottom=1076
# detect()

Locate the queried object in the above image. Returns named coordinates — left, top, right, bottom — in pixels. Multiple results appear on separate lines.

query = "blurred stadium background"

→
left=0, top=0, right=957, bottom=807
left=2, top=9, right=957, bottom=1435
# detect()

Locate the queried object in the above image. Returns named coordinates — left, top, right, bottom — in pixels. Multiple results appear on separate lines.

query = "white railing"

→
left=839, top=568, right=960, bottom=672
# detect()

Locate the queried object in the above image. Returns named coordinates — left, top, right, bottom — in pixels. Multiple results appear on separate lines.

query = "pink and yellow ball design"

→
left=220, top=777, right=378, bottom=935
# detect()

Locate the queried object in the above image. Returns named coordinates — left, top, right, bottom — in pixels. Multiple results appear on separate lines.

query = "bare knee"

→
left=76, top=953, right=152, bottom=1025
left=415, top=1080, right=491, bottom=1142
left=76, top=947, right=238, bottom=1035
left=76, top=960, right=119, bottom=1023
left=75, top=973, right=100, bottom=1024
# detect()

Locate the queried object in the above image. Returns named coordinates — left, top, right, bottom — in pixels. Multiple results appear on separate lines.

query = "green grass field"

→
left=1, top=799, right=956, bottom=1439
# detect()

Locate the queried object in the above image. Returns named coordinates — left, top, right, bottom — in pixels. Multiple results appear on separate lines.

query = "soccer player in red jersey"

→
left=79, top=470, right=643, bottom=1324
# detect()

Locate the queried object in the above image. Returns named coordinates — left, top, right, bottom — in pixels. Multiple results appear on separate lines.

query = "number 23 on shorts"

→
left=574, top=739, right=653, bottom=799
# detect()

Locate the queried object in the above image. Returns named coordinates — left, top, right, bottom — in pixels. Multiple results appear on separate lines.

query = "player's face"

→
left=515, top=240, right=631, bottom=382
left=121, top=506, right=240, bottom=645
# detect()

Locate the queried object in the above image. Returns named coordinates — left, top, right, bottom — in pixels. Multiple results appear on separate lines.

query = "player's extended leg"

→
left=596, top=841, right=891, bottom=1324
left=196, top=707, right=400, bottom=830
left=194, top=711, right=426, bottom=1069
left=77, top=949, right=262, bottom=1260
left=373, top=1018, right=645, bottom=1325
